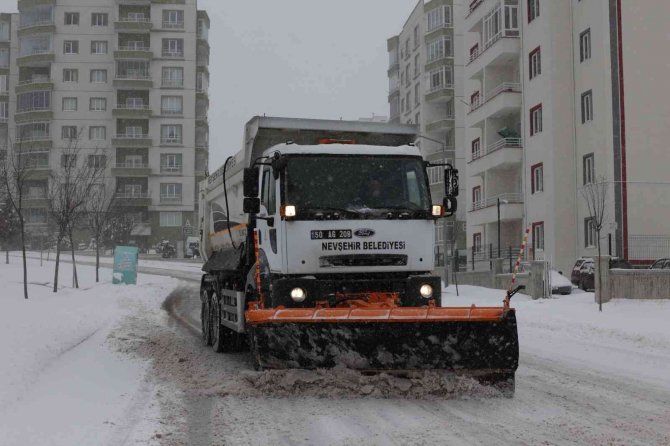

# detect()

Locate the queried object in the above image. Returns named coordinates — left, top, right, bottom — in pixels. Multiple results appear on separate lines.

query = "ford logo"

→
left=354, top=228, right=375, bottom=238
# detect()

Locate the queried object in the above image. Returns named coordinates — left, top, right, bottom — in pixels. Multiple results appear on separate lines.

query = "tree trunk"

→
left=5, top=248, right=8, bottom=264
left=69, top=231, right=78, bottom=289
left=95, top=236, right=100, bottom=283
left=20, top=221, right=28, bottom=300
left=54, top=242, right=61, bottom=293
left=597, top=231, right=602, bottom=312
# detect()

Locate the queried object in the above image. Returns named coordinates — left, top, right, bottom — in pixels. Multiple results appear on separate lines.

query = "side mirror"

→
left=444, top=167, right=459, bottom=197
left=442, top=196, right=457, bottom=217
left=271, top=153, right=288, bottom=180
left=243, top=197, right=260, bottom=214
left=243, top=167, right=259, bottom=197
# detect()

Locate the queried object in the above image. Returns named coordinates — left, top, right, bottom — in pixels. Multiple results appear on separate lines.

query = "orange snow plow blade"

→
left=245, top=303, right=519, bottom=387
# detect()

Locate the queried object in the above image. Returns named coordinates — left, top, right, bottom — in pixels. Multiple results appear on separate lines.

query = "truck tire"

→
left=201, top=289, right=213, bottom=346
left=211, top=291, right=245, bottom=353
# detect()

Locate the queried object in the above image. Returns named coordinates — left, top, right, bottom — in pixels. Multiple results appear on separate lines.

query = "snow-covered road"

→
left=1, top=255, right=669, bottom=445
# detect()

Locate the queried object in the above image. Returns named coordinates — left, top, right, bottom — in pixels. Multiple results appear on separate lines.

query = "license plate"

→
left=310, top=229, right=352, bottom=240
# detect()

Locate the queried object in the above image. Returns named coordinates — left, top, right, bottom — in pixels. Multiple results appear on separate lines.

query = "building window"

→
left=427, top=5, right=452, bottom=31
left=161, top=125, right=182, bottom=144
left=91, top=13, right=108, bottom=26
left=64, top=12, right=79, bottom=25
left=528, top=0, right=540, bottom=22
left=414, top=54, right=420, bottom=78
left=162, top=10, right=184, bottom=29
left=414, top=84, right=420, bottom=107
left=428, top=66, right=453, bottom=92
left=160, top=183, right=182, bottom=202
left=405, top=65, right=410, bottom=86
left=161, top=96, right=183, bottom=115
left=469, top=44, right=479, bottom=61
left=63, top=68, right=78, bottom=83
left=470, top=91, right=480, bottom=109
left=471, top=138, right=481, bottom=160
left=532, top=222, right=545, bottom=254
left=91, top=41, right=108, bottom=54
left=17, top=91, right=50, bottom=112
left=162, top=38, right=184, bottom=57
left=427, top=36, right=452, bottom=62
left=473, top=233, right=482, bottom=253
left=530, top=104, right=543, bottom=136
left=405, top=92, right=411, bottom=112
left=415, top=112, right=421, bottom=129
left=413, top=25, right=419, bottom=49
left=160, top=212, right=182, bottom=227
left=62, top=97, right=77, bottom=111
left=161, top=153, right=183, bottom=173
left=581, top=90, right=593, bottom=123
left=400, top=98, right=405, bottom=113
left=90, top=69, right=107, bottom=83
left=472, top=186, right=482, bottom=207
left=63, top=40, right=78, bottom=54
left=89, top=97, right=107, bottom=111
left=61, top=126, right=78, bottom=140
left=580, top=28, right=591, bottom=62
left=529, top=46, right=541, bottom=79
left=584, top=217, right=596, bottom=248
left=531, top=163, right=543, bottom=194
left=583, top=153, right=595, bottom=184
left=88, top=154, right=106, bottom=169
left=89, top=126, right=106, bottom=140
left=61, top=154, right=77, bottom=168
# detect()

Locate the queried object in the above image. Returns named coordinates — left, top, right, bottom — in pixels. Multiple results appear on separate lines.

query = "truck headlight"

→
left=419, top=284, right=433, bottom=298
left=431, top=205, right=443, bottom=217
left=290, top=287, right=306, bottom=302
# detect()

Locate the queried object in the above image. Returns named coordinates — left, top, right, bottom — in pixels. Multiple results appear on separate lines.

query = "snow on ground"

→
left=0, top=258, right=179, bottom=446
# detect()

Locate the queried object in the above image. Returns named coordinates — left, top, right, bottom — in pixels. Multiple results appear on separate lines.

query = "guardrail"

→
left=114, top=133, right=149, bottom=139
left=471, top=137, right=522, bottom=161
left=115, top=162, right=149, bottom=169
left=469, top=82, right=521, bottom=113
left=471, top=193, right=523, bottom=211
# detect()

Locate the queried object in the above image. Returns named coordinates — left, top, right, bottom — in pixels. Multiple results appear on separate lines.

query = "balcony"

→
left=425, top=83, right=453, bottom=103
left=469, top=138, right=522, bottom=176
left=15, top=106, right=52, bottom=123
left=15, top=78, right=53, bottom=93
left=16, top=50, right=54, bottom=67
left=17, top=19, right=55, bottom=37
left=467, top=82, right=521, bottom=126
left=160, top=194, right=182, bottom=204
left=114, top=45, right=152, bottom=59
left=162, top=20, right=184, bottom=30
left=113, top=74, right=152, bottom=89
left=111, top=162, right=151, bottom=176
left=14, top=136, right=51, bottom=152
left=112, top=133, right=152, bottom=147
left=113, top=104, right=152, bottom=118
left=469, top=193, right=523, bottom=226
left=23, top=194, right=49, bottom=208
left=24, top=163, right=51, bottom=180
left=425, top=116, right=454, bottom=134
left=466, top=35, right=520, bottom=80
left=115, top=191, right=151, bottom=207
left=114, top=17, right=152, bottom=32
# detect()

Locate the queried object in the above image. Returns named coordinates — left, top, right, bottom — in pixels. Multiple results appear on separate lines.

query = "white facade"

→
left=6, top=0, right=210, bottom=247
left=463, top=0, right=670, bottom=273
left=388, top=0, right=466, bottom=268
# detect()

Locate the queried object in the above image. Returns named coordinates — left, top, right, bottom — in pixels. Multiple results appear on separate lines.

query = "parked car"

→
left=571, top=257, right=592, bottom=285
left=551, top=270, right=573, bottom=295
left=649, top=258, right=670, bottom=269
left=578, top=257, right=632, bottom=291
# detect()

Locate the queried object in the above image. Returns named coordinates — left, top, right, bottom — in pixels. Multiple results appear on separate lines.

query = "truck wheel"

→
left=211, top=292, right=244, bottom=353
left=201, top=289, right=213, bottom=346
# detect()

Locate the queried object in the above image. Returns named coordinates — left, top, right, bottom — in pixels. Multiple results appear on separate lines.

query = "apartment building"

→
left=387, top=0, right=466, bottom=269
left=6, top=0, right=209, bottom=249
left=464, top=0, right=670, bottom=273
left=0, top=14, right=10, bottom=160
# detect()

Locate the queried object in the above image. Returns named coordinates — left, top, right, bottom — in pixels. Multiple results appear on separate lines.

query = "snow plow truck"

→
left=198, top=116, right=519, bottom=393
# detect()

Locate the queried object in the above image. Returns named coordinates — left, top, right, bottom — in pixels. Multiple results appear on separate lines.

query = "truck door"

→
left=257, top=165, right=283, bottom=273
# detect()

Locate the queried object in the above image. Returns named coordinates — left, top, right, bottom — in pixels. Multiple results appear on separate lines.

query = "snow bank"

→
left=0, top=258, right=179, bottom=446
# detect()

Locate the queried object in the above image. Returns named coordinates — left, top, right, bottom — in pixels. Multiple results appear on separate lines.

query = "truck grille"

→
left=319, top=254, right=408, bottom=268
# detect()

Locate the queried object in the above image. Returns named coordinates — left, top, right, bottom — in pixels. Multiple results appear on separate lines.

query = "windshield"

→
left=285, top=155, right=431, bottom=212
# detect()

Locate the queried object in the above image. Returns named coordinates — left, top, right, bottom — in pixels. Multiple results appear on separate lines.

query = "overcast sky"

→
left=0, top=0, right=417, bottom=168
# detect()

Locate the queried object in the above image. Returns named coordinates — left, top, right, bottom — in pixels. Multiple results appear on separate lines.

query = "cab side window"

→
left=261, top=167, right=276, bottom=215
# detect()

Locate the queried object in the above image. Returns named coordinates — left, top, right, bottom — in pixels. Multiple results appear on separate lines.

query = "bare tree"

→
left=48, top=131, right=106, bottom=291
left=0, top=193, right=20, bottom=264
left=580, top=176, right=609, bottom=312
left=0, top=144, right=32, bottom=299
left=85, top=178, right=118, bottom=282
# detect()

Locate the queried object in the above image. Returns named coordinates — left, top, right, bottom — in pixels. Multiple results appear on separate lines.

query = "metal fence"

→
left=628, top=235, right=670, bottom=263
left=455, top=244, right=523, bottom=273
